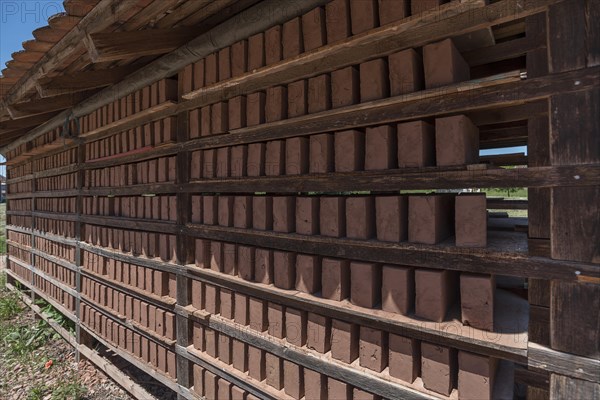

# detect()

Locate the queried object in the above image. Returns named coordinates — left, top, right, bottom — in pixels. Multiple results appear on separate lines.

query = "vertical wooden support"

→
left=75, top=138, right=88, bottom=355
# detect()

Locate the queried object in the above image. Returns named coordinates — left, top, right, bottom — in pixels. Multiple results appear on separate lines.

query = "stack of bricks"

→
left=85, top=156, right=176, bottom=188
left=33, top=148, right=76, bottom=171
left=33, top=274, right=76, bottom=313
left=36, top=172, right=77, bottom=191
left=36, top=197, right=77, bottom=214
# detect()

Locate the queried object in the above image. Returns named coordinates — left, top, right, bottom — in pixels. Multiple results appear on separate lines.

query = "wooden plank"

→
left=514, top=367, right=550, bottom=389
left=548, top=0, right=587, bottom=73
left=463, top=35, right=542, bottom=67
left=529, top=343, right=600, bottom=383
left=0, top=111, right=61, bottom=131
left=7, top=90, right=98, bottom=119
left=528, top=304, right=550, bottom=346
left=550, top=375, right=600, bottom=399
left=36, top=65, right=139, bottom=97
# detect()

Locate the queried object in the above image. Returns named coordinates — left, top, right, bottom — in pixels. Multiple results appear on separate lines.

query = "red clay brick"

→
left=397, top=120, right=435, bottom=167
left=234, top=293, right=249, bottom=325
left=458, top=352, right=497, bottom=400
left=354, top=389, right=381, bottom=400
left=272, top=196, right=295, bottom=232
left=331, top=319, right=359, bottom=363
left=220, top=288, right=234, bottom=319
left=233, top=196, right=252, bottom=228
left=331, top=66, right=360, bottom=109
left=195, top=239, right=209, bottom=268
left=365, top=124, right=396, bottom=170
left=335, top=130, right=364, bottom=172
left=282, top=17, right=303, bottom=59
left=285, top=307, right=307, bottom=347
left=265, top=140, right=285, bottom=176
left=218, top=47, right=231, bottom=81
left=389, top=334, right=420, bottom=383
left=266, top=353, right=283, bottom=389
left=322, top=258, right=350, bottom=301
left=222, top=242, right=236, bottom=276
left=218, top=378, right=232, bottom=399
left=265, top=25, right=282, bottom=65
left=216, top=146, right=230, bottom=177
left=229, top=96, right=247, bottom=130
left=359, top=326, right=387, bottom=372
left=265, top=86, right=287, bottom=122
left=328, top=377, right=351, bottom=398
left=382, top=265, right=414, bottom=315
left=219, top=335, right=232, bottom=364
left=309, top=133, right=334, bottom=173
left=304, top=369, right=326, bottom=399
left=375, top=195, right=408, bottom=242
left=210, top=241, right=223, bottom=272
left=378, top=0, right=409, bottom=25
left=346, top=196, right=375, bottom=239
left=231, top=40, right=247, bottom=77
left=204, top=327, right=218, bottom=358
left=200, top=106, right=211, bottom=136
left=193, top=59, right=205, bottom=90
left=306, top=313, right=331, bottom=353
left=408, top=194, right=455, bottom=244
left=252, top=196, right=273, bottom=230
left=285, top=137, right=309, bottom=175
left=237, top=245, right=254, bottom=281
left=205, top=53, right=219, bottom=85
left=296, top=196, right=319, bottom=235
left=203, top=149, right=216, bottom=178
left=435, top=115, right=479, bottom=167
left=231, top=386, right=245, bottom=400
left=267, top=302, right=285, bottom=339
left=248, top=32, right=265, bottom=71
left=423, top=38, right=469, bottom=89
left=193, top=322, right=204, bottom=350
left=308, top=74, right=331, bottom=114
left=389, top=49, right=424, bottom=96
left=295, top=254, right=321, bottom=294
left=246, top=92, right=265, bottom=127
left=205, top=284, right=220, bottom=315
left=415, top=268, right=459, bottom=322
left=248, top=346, right=266, bottom=381
left=320, top=197, right=346, bottom=237
left=287, top=80, right=308, bottom=118
left=249, top=297, right=268, bottom=332
left=421, top=342, right=457, bottom=396
left=232, top=339, right=247, bottom=372
left=254, top=248, right=273, bottom=284
left=247, top=142, right=265, bottom=176
left=204, top=370, right=217, bottom=399
left=218, top=195, right=233, bottom=227
left=455, top=193, right=487, bottom=247
left=230, top=144, right=247, bottom=178
left=302, top=7, right=326, bottom=51
left=284, top=360, right=304, bottom=399
left=460, top=273, right=495, bottom=331
left=326, top=0, right=351, bottom=43
left=274, top=250, right=296, bottom=290
left=360, top=58, right=389, bottom=102
left=351, top=262, right=381, bottom=308
left=350, top=0, right=378, bottom=34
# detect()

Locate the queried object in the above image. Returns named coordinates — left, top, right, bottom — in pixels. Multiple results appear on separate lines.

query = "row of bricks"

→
left=8, top=163, right=33, bottom=179
left=36, top=217, right=76, bottom=238
left=6, top=216, right=33, bottom=231
left=32, top=148, right=77, bottom=172
left=82, top=195, right=177, bottom=222
left=79, top=79, right=178, bottom=135
left=6, top=199, right=31, bottom=211
left=190, top=114, right=476, bottom=179
left=189, top=38, right=468, bottom=140
left=33, top=276, right=76, bottom=312
left=8, top=262, right=33, bottom=282
left=80, top=303, right=177, bottom=380
left=7, top=231, right=32, bottom=247
left=35, top=197, right=77, bottom=214
left=83, top=225, right=176, bottom=262
left=33, top=255, right=76, bottom=288
left=192, top=364, right=262, bottom=400
left=81, top=276, right=176, bottom=341
left=82, top=250, right=177, bottom=299
left=84, top=156, right=177, bottom=187
left=32, top=126, right=60, bottom=148
left=35, top=236, right=76, bottom=262
left=181, top=0, right=448, bottom=96
left=7, top=180, right=32, bottom=193
left=7, top=245, right=30, bottom=264
left=191, top=325, right=381, bottom=400
left=85, top=117, right=177, bottom=161
left=192, top=192, right=486, bottom=247
left=36, top=172, right=77, bottom=191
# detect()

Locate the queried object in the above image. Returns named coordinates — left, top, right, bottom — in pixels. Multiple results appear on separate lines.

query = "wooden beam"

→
left=7, top=90, right=98, bottom=119
left=550, top=375, right=600, bottom=399
left=529, top=343, right=600, bottom=383
left=85, top=27, right=200, bottom=62
left=0, top=111, right=60, bottom=130
left=36, top=65, right=139, bottom=97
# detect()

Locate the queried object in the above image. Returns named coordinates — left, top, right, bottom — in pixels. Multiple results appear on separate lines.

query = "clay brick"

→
left=210, top=241, right=223, bottom=272
left=268, top=302, right=285, bottom=339
left=308, top=74, right=331, bottom=114
left=193, top=59, right=205, bottom=90
left=282, top=17, right=303, bottom=59
left=205, top=327, right=218, bottom=358
left=284, top=360, right=304, bottom=399
left=332, top=66, right=360, bottom=109
left=233, top=196, right=252, bottom=228
left=246, top=345, right=266, bottom=381
left=202, top=149, right=216, bottom=178
left=408, top=194, right=455, bottom=244
left=195, top=239, right=209, bottom=268
left=415, top=269, right=459, bottom=322
left=382, top=265, right=414, bottom=315
left=304, top=369, right=326, bottom=399
left=306, top=313, right=331, bottom=353
left=354, top=389, right=381, bottom=400
left=359, top=326, right=387, bottom=372
left=321, top=258, right=350, bottom=301
left=248, top=32, right=265, bottom=71
left=265, top=25, right=282, bottom=65
left=265, top=86, right=287, bottom=122
left=189, top=109, right=201, bottom=139
left=218, top=47, right=231, bottom=81
left=346, top=196, right=375, bottom=239
left=375, top=195, right=408, bottom=242
left=274, top=250, right=296, bottom=289
left=232, top=339, right=247, bottom=372
left=378, top=0, right=409, bottom=25
left=397, top=120, right=435, bottom=167
left=302, top=7, right=326, bottom=51
left=205, top=284, right=220, bottom=315
left=458, top=352, right=497, bottom=400
left=360, top=58, right=389, bottom=102
left=252, top=196, right=273, bottom=230
left=284, top=137, right=308, bottom=175
left=218, top=195, right=233, bottom=227
left=234, top=293, right=249, bottom=325
left=192, top=321, right=204, bottom=350
left=231, top=40, right=247, bottom=77
left=389, top=49, right=424, bottom=96
left=216, top=146, right=230, bottom=177
left=412, top=0, right=445, bottom=15
left=229, top=145, right=247, bottom=178
left=365, top=124, right=396, bottom=170
left=351, top=262, right=381, bottom=308
left=389, top=334, right=420, bottom=383
left=331, top=319, right=359, bottom=363
left=212, top=102, right=229, bottom=134
left=228, top=96, right=247, bottom=130
left=455, top=193, right=487, bottom=247
left=435, top=115, right=479, bottom=166
left=200, top=106, right=211, bottom=136
left=350, top=0, right=378, bottom=34
left=320, top=197, right=346, bottom=237
left=218, top=378, right=232, bottom=399
left=272, top=196, right=295, bottom=233
left=204, top=370, right=217, bottom=400
left=334, top=130, right=364, bottom=172
left=220, top=288, right=234, bottom=319
left=309, top=133, right=334, bottom=173
left=265, top=140, right=285, bottom=176
left=249, top=297, right=268, bottom=332
left=295, top=197, right=319, bottom=235
left=295, top=254, right=321, bottom=294
left=285, top=307, right=307, bottom=347
left=326, top=0, right=351, bottom=43
left=460, top=273, right=495, bottom=331
left=287, top=80, right=308, bottom=118
left=246, top=92, right=265, bottom=127
left=254, top=248, right=273, bottom=284
left=223, top=242, right=237, bottom=275
left=205, top=53, right=218, bottom=85
left=266, top=353, right=284, bottom=389
left=219, top=335, right=232, bottom=364
left=421, top=342, right=457, bottom=396
left=231, top=386, right=245, bottom=400
left=203, top=195, right=218, bottom=225
left=237, top=245, right=254, bottom=281
left=328, top=377, right=351, bottom=398
left=245, top=143, right=264, bottom=177
left=424, top=38, right=469, bottom=89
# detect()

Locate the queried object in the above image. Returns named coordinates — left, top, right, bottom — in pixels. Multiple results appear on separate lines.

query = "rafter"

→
left=36, top=65, right=139, bottom=97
